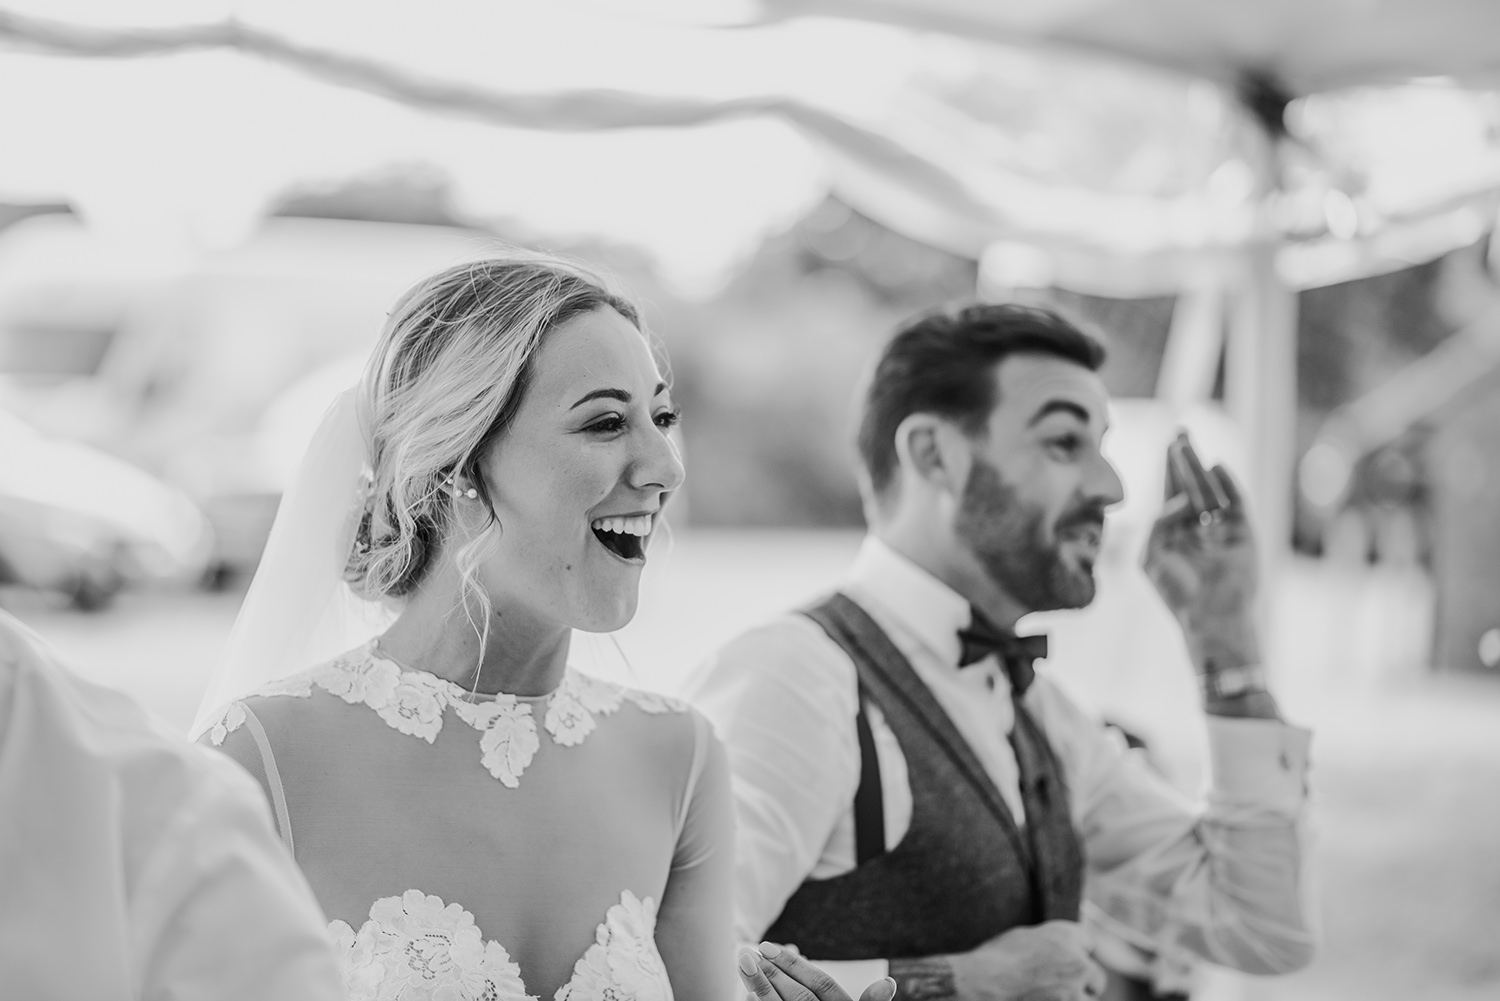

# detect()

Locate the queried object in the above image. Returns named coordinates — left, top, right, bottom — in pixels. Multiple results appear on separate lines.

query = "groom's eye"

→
left=1046, top=433, right=1083, bottom=459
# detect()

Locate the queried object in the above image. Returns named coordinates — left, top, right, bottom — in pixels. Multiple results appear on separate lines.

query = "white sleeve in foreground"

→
left=130, top=754, right=344, bottom=1001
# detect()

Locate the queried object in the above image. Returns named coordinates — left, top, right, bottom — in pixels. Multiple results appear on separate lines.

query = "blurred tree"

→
left=272, top=164, right=471, bottom=227
left=1047, top=291, right=1174, bottom=399
left=650, top=196, right=979, bottom=527
left=1298, top=250, right=1459, bottom=412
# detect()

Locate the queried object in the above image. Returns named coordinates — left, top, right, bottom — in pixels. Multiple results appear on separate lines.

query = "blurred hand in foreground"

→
left=738, top=942, right=897, bottom=1001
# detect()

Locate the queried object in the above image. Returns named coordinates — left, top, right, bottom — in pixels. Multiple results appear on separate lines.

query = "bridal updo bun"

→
left=344, top=253, right=641, bottom=601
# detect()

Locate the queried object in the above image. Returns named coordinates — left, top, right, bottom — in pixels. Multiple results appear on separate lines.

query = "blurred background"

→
left=2, top=2, right=1498, bottom=998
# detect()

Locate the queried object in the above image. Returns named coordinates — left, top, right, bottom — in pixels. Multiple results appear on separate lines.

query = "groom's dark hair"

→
left=856, top=302, right=1106, bottom=496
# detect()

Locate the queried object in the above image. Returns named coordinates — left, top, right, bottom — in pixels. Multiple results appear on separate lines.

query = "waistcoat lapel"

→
left=816, top=593, right=1034, bottom=870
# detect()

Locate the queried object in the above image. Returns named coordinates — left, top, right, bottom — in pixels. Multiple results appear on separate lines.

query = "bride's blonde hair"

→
left=345, top=253, right=641, bottom=612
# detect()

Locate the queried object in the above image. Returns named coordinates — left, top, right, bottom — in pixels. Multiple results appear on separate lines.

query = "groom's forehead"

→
left=988, top=354, right=1109, bottom=428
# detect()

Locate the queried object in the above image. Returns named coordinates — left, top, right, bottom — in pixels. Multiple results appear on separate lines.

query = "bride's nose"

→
left=628, top=422, right=686, bottom=494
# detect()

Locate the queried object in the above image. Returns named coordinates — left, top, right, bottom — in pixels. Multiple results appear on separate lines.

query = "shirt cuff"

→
left=813, top=958, right=890, bottom=998
left=1205, top=716, right=1311, bottom=814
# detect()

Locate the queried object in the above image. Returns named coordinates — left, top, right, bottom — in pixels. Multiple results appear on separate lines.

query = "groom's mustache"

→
left=1054, top=504, right=1107, bottom=534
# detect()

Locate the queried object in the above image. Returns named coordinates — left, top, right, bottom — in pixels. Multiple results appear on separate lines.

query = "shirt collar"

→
left=845, top=536, right=971, bottom=668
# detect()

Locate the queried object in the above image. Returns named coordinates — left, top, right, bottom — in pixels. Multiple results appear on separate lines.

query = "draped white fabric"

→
left=2, top=1, right=1499, bottom=293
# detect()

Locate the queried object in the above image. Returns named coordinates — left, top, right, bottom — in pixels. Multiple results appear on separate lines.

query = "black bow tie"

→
left=957, top=608, right=1048, bottom=695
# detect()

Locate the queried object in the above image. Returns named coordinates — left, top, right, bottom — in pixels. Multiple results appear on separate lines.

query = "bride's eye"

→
left=585, top=415, right=627, bottom=435
left=654, top=407, right=682, bottom=430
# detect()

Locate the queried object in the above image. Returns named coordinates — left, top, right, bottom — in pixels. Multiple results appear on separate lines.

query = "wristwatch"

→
left=888, top=957, right=957, bottom=1000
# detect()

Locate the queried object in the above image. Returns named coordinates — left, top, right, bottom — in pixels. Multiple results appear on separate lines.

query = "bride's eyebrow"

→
left=570, top=388, right=631, bottom=409
left=568, top=383, right=668, bottom=409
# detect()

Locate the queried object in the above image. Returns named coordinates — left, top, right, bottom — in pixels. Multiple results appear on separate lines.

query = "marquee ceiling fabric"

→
left=751, top=0, right=1500, bottom=94
left=2, top=1, right=1499, bottom=293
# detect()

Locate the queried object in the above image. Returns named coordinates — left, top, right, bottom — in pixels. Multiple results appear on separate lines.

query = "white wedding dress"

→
left=201, top=641, right=732, bottom=1001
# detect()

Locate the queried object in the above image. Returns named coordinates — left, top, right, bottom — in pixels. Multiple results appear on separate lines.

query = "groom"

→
left=686, top=303, right=1316, bottom=1000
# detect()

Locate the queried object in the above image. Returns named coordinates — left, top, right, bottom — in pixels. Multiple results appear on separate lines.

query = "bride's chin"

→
left=575, top=594, right=640, bottom=634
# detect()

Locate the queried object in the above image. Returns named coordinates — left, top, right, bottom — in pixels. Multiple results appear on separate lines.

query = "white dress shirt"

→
left=685, top=536, right=1316, bottom=993
left=0, top=611, right=343, bottom=1001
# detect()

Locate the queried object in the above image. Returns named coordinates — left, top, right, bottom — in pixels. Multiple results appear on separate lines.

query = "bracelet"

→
left=1200, top=662, right=1269, bottom=703
left=888, top=957, right=957, bottom=1000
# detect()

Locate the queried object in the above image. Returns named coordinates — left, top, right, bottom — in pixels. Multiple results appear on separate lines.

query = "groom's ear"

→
left=893, top=413, right=971, bottom=499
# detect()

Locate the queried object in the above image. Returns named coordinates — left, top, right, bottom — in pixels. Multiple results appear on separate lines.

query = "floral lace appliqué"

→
left=379, top=669, right=460, bottom=743
left=454, top=697, right=541, bottom=788
left=314, top=649, right=400, bottom=708
left=555, top=891, right=673, bottom=1001
left=207, top=702, right=246, bottom=746
left=544, top=671, right=622, bottom=746
left=329, top=890, right=534, bottom=1001
left=543, top=672, right=686, bottom=747
left=209, top=643, right=685, bottom=785
left=328, top=890, right=670, bottom=1001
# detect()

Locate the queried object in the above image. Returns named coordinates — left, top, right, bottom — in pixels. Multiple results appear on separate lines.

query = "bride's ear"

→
left=446, top=473, right=480, bottom=502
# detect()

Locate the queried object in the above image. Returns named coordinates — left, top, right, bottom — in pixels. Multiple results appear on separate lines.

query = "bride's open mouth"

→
left=590, top=513, right=654, bottom=563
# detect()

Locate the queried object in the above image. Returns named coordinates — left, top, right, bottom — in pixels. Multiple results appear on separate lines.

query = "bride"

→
left=191, top=254, right=892, bottom=1001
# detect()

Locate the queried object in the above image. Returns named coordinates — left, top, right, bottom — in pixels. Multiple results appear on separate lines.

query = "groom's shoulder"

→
left=684, top=607, right=856, bottom=707
left=712, top=608, right=840, bottom=664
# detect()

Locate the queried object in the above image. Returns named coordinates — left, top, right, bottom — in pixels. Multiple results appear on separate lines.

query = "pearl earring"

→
left=463, top=487, right=478, bottom=500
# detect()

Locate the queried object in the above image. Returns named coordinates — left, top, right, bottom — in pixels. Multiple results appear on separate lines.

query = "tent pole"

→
left=1226, top=241, right=1298, bottom=648
left=1157, top=278, right=1226, bottom=408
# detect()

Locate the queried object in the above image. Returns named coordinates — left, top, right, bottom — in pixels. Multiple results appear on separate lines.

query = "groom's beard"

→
left=954, top=456, right=1102, bottom=613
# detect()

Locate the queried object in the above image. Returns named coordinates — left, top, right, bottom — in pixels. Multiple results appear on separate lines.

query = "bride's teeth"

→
left=591, top=515, right=653, bottom=536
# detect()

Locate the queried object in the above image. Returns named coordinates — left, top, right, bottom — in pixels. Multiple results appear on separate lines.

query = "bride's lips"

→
left=589, top=511, right=656, bottom=564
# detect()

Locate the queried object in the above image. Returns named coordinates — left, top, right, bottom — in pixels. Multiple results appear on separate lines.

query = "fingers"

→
left=1186, top=439, right=1232, bottom=511
left=756, top=942, right=847, bottom=1001
left=752, top=942, right=894, bottom=1001
left=1082, top=955, right=1108, bottom=998
left=738, top=947, right=784, bottom=1001
left=1165, top=434, right=1201, bottom=511
left=1168, top=432, right=1224, bottom=514
left=1210, top=463, right=1244, bottom=510
left=1163, top=435, right=1183, bottom=503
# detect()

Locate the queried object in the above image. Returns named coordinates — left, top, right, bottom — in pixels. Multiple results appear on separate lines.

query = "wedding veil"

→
left=189, top=387, right=398, bottom=738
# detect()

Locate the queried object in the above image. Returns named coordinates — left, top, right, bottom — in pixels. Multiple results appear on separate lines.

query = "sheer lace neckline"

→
left=369, top=639, right=560, bottom=703
left=206, top=640, right=685, bottom=788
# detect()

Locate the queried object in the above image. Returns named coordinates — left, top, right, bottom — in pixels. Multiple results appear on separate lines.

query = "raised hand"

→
left=1142, top=432, right=1259, bottom=632
left=1143, top=432, right=1280, bottom=717
left=738, top=943, right=897, bottom=1001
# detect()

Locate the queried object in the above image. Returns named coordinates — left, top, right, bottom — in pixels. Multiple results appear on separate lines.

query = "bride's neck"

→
left=378, top=583, right=570, bottom=698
